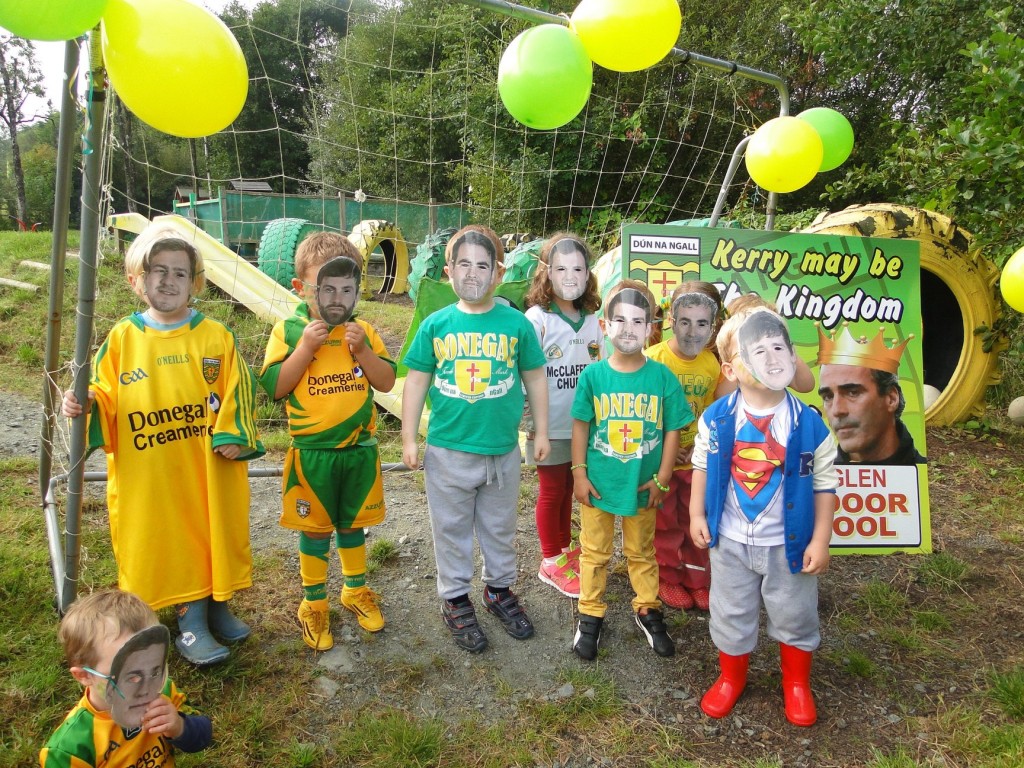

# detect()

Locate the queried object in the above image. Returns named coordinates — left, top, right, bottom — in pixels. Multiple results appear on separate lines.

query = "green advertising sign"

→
left=623, top=224, right=930, bottom=555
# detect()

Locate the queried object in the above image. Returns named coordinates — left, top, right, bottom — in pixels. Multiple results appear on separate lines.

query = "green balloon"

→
left=0, top=0, right=107, bottom=41
left=797, top=107, right=854, bottom=172
left=498, top=24, right=593, bottom=131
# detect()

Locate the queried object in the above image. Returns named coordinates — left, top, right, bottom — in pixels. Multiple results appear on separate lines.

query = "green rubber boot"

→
left=175, top=599, right=229, bottom=666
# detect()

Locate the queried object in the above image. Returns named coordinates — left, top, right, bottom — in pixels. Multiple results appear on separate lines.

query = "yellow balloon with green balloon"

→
left=744, top=116, right=823, bottom=194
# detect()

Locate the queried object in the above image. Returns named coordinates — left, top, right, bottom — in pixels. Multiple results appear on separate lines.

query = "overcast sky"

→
left=29, top=0, right=259, bottom=116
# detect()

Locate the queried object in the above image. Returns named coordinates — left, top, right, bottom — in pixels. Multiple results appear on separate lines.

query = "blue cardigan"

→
left=698, top=390, right=837, bottom=574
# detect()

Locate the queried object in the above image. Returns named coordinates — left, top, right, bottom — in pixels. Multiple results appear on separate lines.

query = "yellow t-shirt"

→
left=645, top=342, right=721, bottom=469
left=260, top=305, right=396, bottom=449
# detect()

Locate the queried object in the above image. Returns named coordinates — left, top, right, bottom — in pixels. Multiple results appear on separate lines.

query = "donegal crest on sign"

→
left=455, top=359, right=491, bottom=397
left=202, top=357, right=222, bottom=384
left=608, top=419, right=643, bottom=458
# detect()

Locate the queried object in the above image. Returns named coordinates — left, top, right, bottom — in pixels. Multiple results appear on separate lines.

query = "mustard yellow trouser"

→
left=578, top=503, right=661, bottom=618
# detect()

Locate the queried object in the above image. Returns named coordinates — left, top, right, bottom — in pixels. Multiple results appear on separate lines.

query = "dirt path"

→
left=11, top=390, right=1024, bottom=766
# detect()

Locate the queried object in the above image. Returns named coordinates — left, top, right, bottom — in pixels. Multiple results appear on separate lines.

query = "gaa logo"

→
left=119, top=367, right=148, bottom=385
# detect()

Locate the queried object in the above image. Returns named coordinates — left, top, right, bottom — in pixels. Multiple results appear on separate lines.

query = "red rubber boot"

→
left=779, top=643, right=817, bottom=726
left=700, top=651, right=750, bottom=718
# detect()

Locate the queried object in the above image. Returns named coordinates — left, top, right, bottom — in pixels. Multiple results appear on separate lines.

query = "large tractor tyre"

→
left=257, top=218, right=321, bottom=290
left=801, top=203, right=1004, bottom=426
left=502, top=237, right=544, bottom=284
left=409, top=228, right=455, bottom=302
left=348, top=220, right=409, bottom=295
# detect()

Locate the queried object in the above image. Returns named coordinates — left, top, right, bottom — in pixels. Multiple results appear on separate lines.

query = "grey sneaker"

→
left=442, top=599, right=488, bottom=653
left=483, top=588, right=534, bottom=640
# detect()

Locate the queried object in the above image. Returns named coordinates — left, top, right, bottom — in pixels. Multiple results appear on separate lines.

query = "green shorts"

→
left=280, top=444, right=386, bottom=533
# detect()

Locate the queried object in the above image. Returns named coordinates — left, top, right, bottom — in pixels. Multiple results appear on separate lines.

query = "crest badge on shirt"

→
left=545, top=343, right=563, bottom=360
left=608, top=419, right=643, bottom=459
left=296, top=499, right=311, bottom=518
left=455, top=359, right=491, bottom=397
left=202, top=357, right=222, bottom=384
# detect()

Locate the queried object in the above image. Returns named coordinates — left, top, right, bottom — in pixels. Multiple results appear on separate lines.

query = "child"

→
left=62, top=234, right=264, bottom=667
left=40, top=589, right=212, bottom=766
left=570, top=281, right=692, bottom=660
left=402, top=224, right=549, bottom=654
left=523, top=233, right=603, bottom=598
left=717, top=293, right=816, bottom=395
left=689, top=306, right=838, bottom=726
left=645, top=282, right=724, bottom=611
left=259, top=232, right=397, bottom=650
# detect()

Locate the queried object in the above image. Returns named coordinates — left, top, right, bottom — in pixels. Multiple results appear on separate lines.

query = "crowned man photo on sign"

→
left=816, top=325, right=925, bottom=466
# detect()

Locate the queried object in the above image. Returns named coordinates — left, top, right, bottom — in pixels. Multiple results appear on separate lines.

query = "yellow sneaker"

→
left=341, top=586, right=385, bottom=632
left=298, top=600, right=333, bottom=651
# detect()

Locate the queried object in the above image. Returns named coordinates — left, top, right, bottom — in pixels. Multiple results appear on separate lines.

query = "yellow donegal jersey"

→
left=260, top=308, right=396, bottom=449
left=645, top=343, right=721, bottom=468
left=40, top=680, right=198, bottom=767
left=87, top=313, right=264, bottom=610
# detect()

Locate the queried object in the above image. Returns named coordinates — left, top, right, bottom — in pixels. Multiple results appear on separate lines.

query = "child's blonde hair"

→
left=524, top=232, right=602, bottom=314
left=295, top=232, right=364, bottom=280
left=445, top=224, right=504, bottom=266
left=125, top=232, right=205, bottom=296
left=59, top=589, right=159, bottom=669
left=726, top=292, right=777, bottom=316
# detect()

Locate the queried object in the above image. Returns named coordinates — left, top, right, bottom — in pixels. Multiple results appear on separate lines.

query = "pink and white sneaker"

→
left=564, top=544, right=582, bottom=566
left=538, top=553, right=580, bottom=598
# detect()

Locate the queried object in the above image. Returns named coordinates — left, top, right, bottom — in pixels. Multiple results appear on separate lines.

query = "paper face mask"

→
left=548, top=240, right=588, bottom=302
left=106, top=625, right=170, bottom=730
left=671, top=292, right=718, bottom=358
left=316, top=256, right=361, bottom=327
left=605, top=288, right=651, bottom=354
left=448, top=232, right=497, bottom=304
left=737, top=309, right=796, bottom=391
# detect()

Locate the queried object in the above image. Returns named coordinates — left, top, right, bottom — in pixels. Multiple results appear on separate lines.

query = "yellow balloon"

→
left=570, top=0, right=682, bottom=73
left=744, top=116, right=823, bottom=194
left=1000, top=245, right=1024, bottom=313
left=101, top=0, right=248, bottom=138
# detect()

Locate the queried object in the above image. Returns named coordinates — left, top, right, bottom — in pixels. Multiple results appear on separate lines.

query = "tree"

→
left=307, top=0, right=812, bottom=248
left=0, top=34, right=47, bottom=228
left=209, top=0, right=349, bottom=192
left=780, top=0, right=1024, bottom=231
left=308, top=0, right=476, bottom=206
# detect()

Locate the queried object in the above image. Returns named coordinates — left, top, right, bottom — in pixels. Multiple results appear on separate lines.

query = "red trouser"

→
left=654, top=468, right=710, bottom=589
left=535, top=463, right=574, bottom=558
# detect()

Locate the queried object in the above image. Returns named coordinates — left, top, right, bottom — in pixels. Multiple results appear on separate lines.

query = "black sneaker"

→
left=483, top=588, right=534, bottom=639
left=442, top=599, right=488, bottom=653
left=636, top=609, right=675, bottom=657
left=573, top=614, right=603, bottom=661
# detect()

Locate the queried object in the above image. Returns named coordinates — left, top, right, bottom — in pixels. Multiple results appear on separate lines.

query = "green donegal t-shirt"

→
left=403, top=302, right=546, bottom=455
left=571, top=358, right=692, bottom=515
